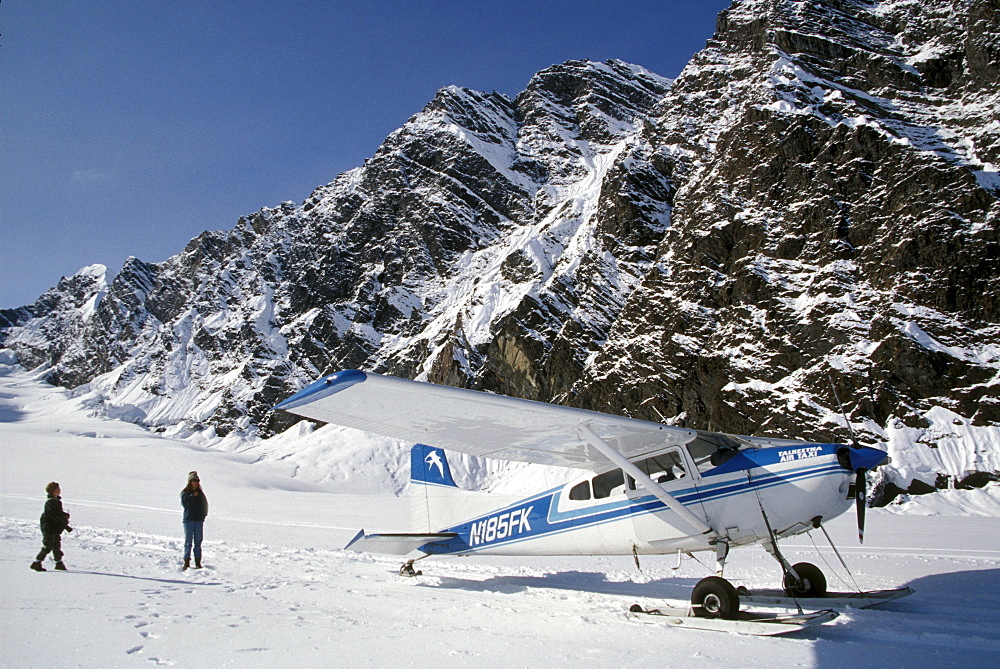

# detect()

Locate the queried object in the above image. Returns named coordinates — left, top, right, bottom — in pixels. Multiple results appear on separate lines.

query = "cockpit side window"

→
left=627, top=451, right=686, bottom=490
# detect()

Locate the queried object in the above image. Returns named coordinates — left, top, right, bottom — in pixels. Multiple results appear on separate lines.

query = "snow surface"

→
left=2, top=361, right=1000, bottom=667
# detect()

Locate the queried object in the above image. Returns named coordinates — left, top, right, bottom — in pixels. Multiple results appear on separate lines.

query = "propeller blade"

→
left=855, top=468, right=868, bottom=543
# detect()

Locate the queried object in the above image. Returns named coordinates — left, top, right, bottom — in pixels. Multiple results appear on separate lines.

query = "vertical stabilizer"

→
left=411, top=444, right=458, bottom=488
left=410, top=444, right=462, bottom=532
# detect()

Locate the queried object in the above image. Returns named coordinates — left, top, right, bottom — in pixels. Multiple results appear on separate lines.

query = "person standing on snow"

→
left=180, top=471, right=208, bottom=570
left=31, top=481, right=72, bottom=571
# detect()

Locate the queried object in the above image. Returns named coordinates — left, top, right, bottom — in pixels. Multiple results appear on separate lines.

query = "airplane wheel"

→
left=782, top=562, right=827, bottom=597
left=691, top=576, right=740, bottom=619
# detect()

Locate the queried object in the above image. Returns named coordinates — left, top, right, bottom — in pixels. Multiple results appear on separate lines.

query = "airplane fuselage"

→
left=422, top=443, right=855, bottom=557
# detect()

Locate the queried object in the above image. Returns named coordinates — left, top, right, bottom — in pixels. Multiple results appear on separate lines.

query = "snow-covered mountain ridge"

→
left=2, top=0, right=998, bottom=503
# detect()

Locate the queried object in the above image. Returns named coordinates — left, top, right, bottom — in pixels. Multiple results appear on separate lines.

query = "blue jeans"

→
left=183, top=521, right=204, bottom=560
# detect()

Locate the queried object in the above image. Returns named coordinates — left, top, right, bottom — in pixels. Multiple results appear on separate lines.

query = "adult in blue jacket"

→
left=180, top=471, right=208, bottom=570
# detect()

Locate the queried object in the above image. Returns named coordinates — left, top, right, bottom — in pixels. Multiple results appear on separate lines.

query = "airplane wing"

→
left=274, top=369, right=698, bottom=470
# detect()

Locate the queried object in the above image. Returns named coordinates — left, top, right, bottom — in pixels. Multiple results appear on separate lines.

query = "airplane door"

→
left=591, top=468, right=638, bottom=551
left=627, top=448, right=707, bottom=552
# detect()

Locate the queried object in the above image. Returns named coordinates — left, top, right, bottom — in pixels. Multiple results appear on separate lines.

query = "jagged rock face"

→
left=0, top=266, right=112, bottom=386
left=573, top=0, right=1000, bottom=440
left=2, top=59, right=672, bottom=437
left=1, top=0, right=997, bottom=493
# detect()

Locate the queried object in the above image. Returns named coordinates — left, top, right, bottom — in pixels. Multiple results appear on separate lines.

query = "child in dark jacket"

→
left=31, top=481, right=72, bottom=571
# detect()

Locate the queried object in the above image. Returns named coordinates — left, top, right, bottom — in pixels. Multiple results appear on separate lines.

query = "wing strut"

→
left=577, top=423, right=715, bottom=537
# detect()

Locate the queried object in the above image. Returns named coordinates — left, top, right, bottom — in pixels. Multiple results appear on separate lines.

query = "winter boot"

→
left=194, top=558, right=202, bottom=569
left=54, top=561, right=67, bottom=571
left=182, top=558, right=190, bottom=570
left=30, top=561, right=46, bottom=572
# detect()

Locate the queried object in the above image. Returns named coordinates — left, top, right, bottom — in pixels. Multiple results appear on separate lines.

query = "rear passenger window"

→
left=569, top=480, right=591, bottom=501
left=593, top=469, right=625, bottom=499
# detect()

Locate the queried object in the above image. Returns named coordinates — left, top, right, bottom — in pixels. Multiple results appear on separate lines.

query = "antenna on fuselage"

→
left=826, top=372, right=858, bottom=448
left=639, top=396, right=672, bottom=425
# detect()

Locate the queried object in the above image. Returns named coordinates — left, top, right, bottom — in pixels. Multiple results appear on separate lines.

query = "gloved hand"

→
left=66, top=526, right=73, bottom=532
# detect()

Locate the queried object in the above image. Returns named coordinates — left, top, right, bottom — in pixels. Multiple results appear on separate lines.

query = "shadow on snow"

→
left=69, top=570, right=223, bottom=587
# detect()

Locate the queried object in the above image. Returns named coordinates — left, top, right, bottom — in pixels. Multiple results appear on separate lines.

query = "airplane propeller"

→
left=840, top=446, right=887, bottom=543
left=827, top=373, right=885, bottom=545
left=855, top=467, right=867, bottom=544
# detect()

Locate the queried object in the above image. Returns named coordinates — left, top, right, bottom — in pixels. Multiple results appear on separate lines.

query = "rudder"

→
left=410, top=444, right=461, bottom=533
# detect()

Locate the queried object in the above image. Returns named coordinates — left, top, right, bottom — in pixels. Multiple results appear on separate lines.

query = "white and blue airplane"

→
left=275, top=369, right=889, bottom=620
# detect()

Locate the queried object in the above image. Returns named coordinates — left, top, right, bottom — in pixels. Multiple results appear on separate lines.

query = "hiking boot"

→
left=30, top=561, right=46, bottom=572
left=194, top=558, right=202, bottom=569
left=54, top=562, right=67, bottom=571
left=182, top=558, right=190, bottom=570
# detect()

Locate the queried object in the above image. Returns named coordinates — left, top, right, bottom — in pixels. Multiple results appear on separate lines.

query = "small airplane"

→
left=275, top=369, right=890, bottom=622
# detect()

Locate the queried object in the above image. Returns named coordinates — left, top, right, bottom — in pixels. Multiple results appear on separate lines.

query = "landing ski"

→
left=626, top=604, right=839, bottom=636
left=738, top=586, right=914, bottom=610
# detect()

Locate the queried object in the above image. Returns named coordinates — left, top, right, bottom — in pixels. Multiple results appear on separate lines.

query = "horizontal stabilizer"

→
left=344, top=529, right=458, bottom=556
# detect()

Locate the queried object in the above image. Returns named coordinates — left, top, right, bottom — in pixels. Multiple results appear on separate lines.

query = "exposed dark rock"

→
left=1, top=1, right=997, bottom=494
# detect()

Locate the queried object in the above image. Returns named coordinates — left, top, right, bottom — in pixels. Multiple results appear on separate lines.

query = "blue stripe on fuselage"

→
left=423, top=456, right=847, bottom=555
left=678, top=462, right=845, bottom=505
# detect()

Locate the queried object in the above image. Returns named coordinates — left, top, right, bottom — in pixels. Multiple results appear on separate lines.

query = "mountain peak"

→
left=2, top=0, right=997, bottom=502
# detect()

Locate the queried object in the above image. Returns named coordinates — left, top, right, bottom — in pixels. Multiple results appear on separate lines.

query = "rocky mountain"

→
left=2, top=0, right=998, bottom=502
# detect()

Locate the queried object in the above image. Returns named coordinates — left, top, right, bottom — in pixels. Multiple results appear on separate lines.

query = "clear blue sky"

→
left=1, top=0, right=730, bottom=308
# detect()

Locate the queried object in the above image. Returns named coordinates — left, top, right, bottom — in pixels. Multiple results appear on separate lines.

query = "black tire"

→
left=782, top=562, right=827, bottom=597
left=691, top=576, right=740, bottom=619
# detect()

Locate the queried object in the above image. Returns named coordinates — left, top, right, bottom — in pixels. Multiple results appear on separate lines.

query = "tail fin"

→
left=411, top=444, right=458, bottom=488
left=410, top=444, right=462, bottom=532
left=409, top=445, right=526, bottom=534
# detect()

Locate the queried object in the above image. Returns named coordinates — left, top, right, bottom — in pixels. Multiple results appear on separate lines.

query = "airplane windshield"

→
left=686, top=433, right=742, bottom=474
